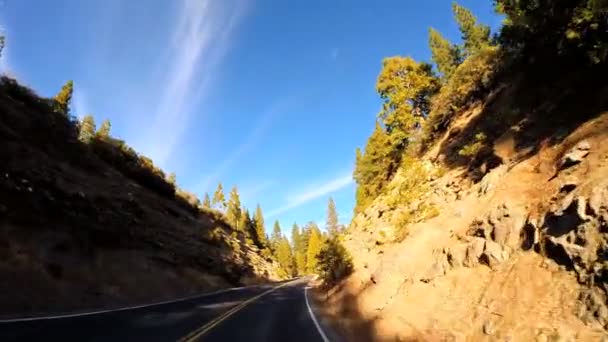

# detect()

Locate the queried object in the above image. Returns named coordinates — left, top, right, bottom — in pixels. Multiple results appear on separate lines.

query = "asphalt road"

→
left=0, top=277, right=332, bottom=342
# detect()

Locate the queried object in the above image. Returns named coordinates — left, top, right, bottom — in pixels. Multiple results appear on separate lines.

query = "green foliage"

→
left=326, top=197, right=339, bottom=236
left=316, top=237, right=353, bottom=284
left=376, top=56, right=439, bottom=140
left=291, top=223, right=308, bottom=275
left=426, top=45, right=501, bottom=136
left=254, top=204, right=267, bottom=248
left=212, top=182, right=226, bottom=210
left=429, top=28, right=462, bottom=80
left=78, top=114, right=96, bottom=143
left=354, top=56, right=439, bottom=213
left=458, top=132, right=487, bottom=157
left=306, top=224, right=323, bottom=273
left=276, top=237, right=296, bottom=278
left=383, top=156, right=439, bottom=241
left=202, top=193, right=211, bottom=208
left=452, top=2, right=491, bottom=57
left=271, top=220, right=282, bottom=253
left=53, top=80, right=73, bottom=116
left=226, top=186, right=242, bottom=230
left=0, top=34, right=5, bottom=58
left=496, top=0, right=608, bottom=64
left=353, top=126, right=393, bottom=213
left=97, top=119, right=111, bottom=139
left=240, top=209, right=259, bottom=246
left=203, top=227, right=225, bottom=246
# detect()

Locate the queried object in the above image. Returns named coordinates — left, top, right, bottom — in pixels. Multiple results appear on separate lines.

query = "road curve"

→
left=0, top=277, right=331, bottom=342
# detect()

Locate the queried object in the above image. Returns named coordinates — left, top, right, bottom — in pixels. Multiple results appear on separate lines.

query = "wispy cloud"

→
left=194, top=99, right=290, bottom=193
left=266, top=174, right=353, bottom=218
left=139, top=0, right=248, bottom=167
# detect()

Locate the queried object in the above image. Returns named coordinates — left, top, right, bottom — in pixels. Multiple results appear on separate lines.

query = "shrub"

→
left=316, top=237, right=353, bottom=284
left=425, top=46, right=501, bottom=137
left=458, top=132, right=487, bottom=157
left=384, top=156, right=442, bottom=241
left=203, top=227, right=225, bottom=246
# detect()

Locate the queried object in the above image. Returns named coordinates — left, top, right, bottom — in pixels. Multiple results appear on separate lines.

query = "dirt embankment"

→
left=0, top=79, right=280, bottom=318
left=316, top=75, right=608, bottom=341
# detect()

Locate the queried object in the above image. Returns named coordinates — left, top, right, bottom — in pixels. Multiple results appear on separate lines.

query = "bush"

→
left=384, top=156, right=441, bottom=241
left=316, top=237, right=353, bottom=284
left=425, top=46, right=501, bottom=137
left=458, top=132, right=487, bottom=157
left=203, top=227, right=225, bottom=246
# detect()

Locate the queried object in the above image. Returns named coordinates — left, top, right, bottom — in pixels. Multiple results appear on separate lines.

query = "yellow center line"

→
left=177, top=281, right=294, bottom=342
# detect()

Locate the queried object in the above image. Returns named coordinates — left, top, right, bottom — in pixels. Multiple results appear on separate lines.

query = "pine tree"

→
left=271, top=220, right=282, bottom=253
left=54, top=80, right=74, bottom=116
left=429, top=28, right=462, bottom=80
left=326, top=197, right=339, bottom=236
left=254, top=204, right=267, bottom=247
left=78, top=114, right=96, bottom=143
left=276, top=237, right=296, bottom=278
left=240, top=209, right=258, bottom=245
left=306, top=225, right=323, bottom=273
left=452, top=2, right=490, bottom=56
left=212, top=182, right=226, bottom=210
left=97, top=119, right=111, bottom=139
left=291, top=223, right=306, bottom=275
left=202, top=193, right=211, bottom=208
left=226, top=186, right=242, bottom=230
left=353, top=123, right=393, bottom=212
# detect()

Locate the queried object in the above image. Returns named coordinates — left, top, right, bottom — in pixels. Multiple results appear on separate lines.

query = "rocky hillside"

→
left=0, top=78, right=281, bottom=318
left=315, top=2, right=608, bottom=341
left=328, top=104, right=608, bottom=341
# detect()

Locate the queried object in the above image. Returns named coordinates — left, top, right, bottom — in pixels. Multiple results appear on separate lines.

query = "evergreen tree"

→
left=326, top=197, right=339, bottom=236
left=452, top=2, right=491, bottom=56
left=306, top=224, right=323, bottom=273
left=276, top=237, right=296, bottom=278
left=429, top=28, right=462, bottom=80
left=353, top=123, right=393, bottom=212
left=212, top=182, right=226, bottom=210
left=226, top=186, right=242, bottom=230
left=316, top=236, right=353, bottom=284
left=291, top=223, right=306, bottom=275
left=78, top=114, right=96, bottom=143
left=271, top=220, right=282, bottom=253
left=54, top=80, right=74, bottom=116
left=354, top=56, right=438, bottom=213
left=240, top=209, right=258, bottom=245
left=202, top=193, right=211, bottom=208
left=97, top=119, right=111, bottom=139
left=254, top=204, right=267, bottom=247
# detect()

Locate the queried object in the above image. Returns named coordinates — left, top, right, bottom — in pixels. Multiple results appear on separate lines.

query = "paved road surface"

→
left=0, top=277, right=332, bottom=341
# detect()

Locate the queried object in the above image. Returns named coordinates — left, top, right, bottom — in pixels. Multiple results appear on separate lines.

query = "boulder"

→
left=464, top=237, right=486, bottom=267
left=447, top=243, right=468, bottom=268
left=485, top=203, right=526, bottom=250
left=481, top=240, right=509, bottom=268
left=559, top=140, right=590, bottom=170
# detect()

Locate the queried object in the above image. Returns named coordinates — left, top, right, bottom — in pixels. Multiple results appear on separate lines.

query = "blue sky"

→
left=0, top=0, right=501, bottom=236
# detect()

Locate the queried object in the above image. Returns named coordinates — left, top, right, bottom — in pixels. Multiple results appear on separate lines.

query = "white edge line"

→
left=305, top=286, right=330, bottom=342
left=0, top=286, right=247, bottom=323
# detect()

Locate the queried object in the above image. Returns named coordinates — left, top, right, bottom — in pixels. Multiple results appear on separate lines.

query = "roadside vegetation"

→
left=353, top=0, right=608, bottom=239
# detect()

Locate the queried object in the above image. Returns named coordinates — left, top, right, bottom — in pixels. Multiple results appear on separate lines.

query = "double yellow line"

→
left=177, top=282, right=292, bottom=342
